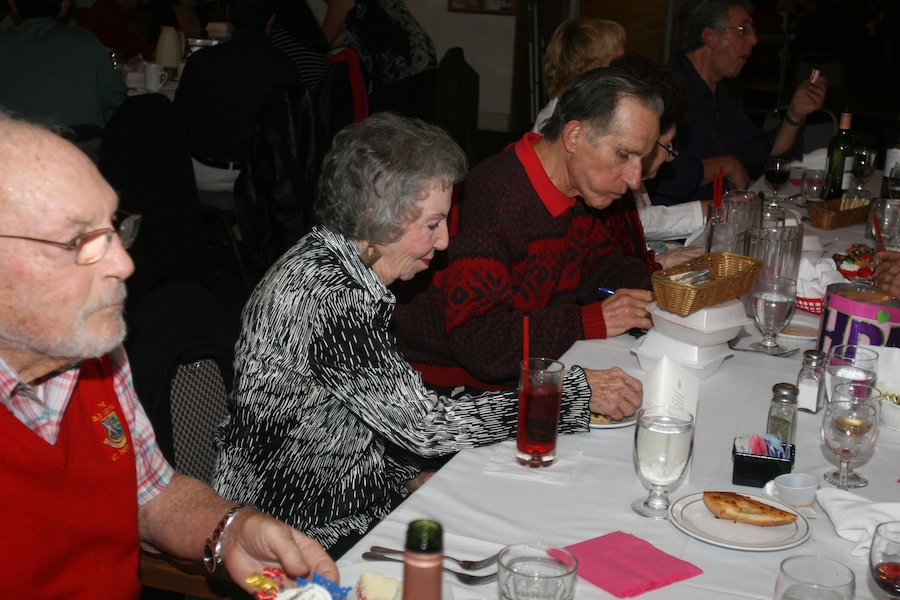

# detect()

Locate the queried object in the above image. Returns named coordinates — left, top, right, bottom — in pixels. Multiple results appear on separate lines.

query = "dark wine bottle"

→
left=402, top=520, right=443, bottom=600
left=824, top=112, right=858, bottom=199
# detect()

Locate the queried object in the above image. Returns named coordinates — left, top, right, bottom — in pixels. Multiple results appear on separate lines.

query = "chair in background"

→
left=197, top=189, right=253, bottom=294
left=127, top=282, right=244, bottom=599
left=436, top=47, right=480, bottom=166
left=764, top=107, right=838, bottom=154
left=100, top=94, right=209, bottom=306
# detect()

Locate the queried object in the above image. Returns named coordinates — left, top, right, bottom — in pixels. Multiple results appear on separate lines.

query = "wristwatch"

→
left=203, top=504, right=255, bottom=574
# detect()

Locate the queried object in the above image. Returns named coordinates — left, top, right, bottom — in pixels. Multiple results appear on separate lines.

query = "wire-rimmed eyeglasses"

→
left=656, top=141, right=678, bottom=162
left=0, top=211, right=141, bottom=266
left=720, top=24, right=756, bottom=36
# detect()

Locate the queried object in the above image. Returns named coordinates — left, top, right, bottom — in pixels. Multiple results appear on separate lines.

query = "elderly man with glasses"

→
left=649, top=0, right=828, bottom=207
left=0, top=113, right=337, bottom=598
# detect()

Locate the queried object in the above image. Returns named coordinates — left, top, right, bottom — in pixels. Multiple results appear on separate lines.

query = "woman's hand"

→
left=583, top=366, right=642, bottom=421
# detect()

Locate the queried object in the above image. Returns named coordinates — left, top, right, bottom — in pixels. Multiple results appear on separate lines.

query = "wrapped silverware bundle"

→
left=667, top=268, right=712, bottom=286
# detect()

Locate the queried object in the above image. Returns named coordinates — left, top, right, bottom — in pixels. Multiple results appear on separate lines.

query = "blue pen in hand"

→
left=598, top=286, right=616, bottom=298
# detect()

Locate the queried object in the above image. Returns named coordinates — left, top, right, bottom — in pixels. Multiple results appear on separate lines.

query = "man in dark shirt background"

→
left=174, top=0, right=299, bottom=192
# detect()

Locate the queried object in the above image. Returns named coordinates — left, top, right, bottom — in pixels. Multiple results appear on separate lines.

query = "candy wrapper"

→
left=248, top=568, right=351, bottom=600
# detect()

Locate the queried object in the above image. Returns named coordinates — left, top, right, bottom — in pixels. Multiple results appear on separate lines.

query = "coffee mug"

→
left=144, top=63, right=168, bottom=92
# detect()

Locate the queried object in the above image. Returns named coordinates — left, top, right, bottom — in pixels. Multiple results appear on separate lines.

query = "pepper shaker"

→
left=766, top=383, right=799, bottom=447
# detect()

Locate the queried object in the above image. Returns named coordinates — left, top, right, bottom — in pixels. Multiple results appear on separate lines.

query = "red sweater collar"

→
left=514, top=133, right=576, bottom=217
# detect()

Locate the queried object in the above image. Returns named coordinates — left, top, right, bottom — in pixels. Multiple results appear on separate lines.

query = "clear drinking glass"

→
left=889, top=163, right=900, bottom=201
left=823, top=383, right=881, bottom=489
left=824, top=344, right=879, bottom=403
left=774, top=555, right=856, bottom=600
left=799, top=169, right=826, bottom=206
left=879, top=198, right=900, bottom=252
left=750, top=275, right=796, bottom=354
left=821, top=399, right=878, bottom=490
left=851, top=147, right=877, bottom=196
left=869, top=521, right=900, bottom=599
left=632, top=406, right=694, bottom=519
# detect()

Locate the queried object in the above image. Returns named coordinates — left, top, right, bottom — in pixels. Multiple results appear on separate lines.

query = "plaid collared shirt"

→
left=0, top=346, right=172, bottom=506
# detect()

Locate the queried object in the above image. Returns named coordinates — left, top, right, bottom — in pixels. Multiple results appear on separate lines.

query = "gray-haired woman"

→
left=212, top=112, right=640, bottom=558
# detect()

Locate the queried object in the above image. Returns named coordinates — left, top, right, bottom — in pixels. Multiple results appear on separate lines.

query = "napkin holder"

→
left=732, top=439, right=794, bottom=487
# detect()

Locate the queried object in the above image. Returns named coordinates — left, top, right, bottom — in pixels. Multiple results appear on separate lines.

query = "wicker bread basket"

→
left=807, top=196, right=870, bottom=230
left=652, top=252, right=762, bottom=317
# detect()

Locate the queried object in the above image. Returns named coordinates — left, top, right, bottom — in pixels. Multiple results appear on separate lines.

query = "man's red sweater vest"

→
left=0, top=357, right=140, bottom=599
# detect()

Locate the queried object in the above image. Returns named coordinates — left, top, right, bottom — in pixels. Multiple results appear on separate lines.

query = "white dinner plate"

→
left=589, top=413, right=638, bottom=429
left=780, top=311, right=821, bottom=340
left=338, top=561, right=454, bottom=600
left=669, top=492, right=810, bottom=551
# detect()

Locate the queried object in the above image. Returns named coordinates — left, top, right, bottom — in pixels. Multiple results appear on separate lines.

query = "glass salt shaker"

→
left=796, top=350, right=827, bottom=413
left=766, top=383, right=799, bottom=447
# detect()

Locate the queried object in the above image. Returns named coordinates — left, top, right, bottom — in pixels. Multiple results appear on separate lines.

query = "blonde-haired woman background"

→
left=533, top=18, right=626, bottom=133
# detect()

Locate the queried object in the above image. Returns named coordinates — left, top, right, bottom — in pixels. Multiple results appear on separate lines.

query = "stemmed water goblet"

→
left=750, top=276, right=796, bottom=354
left=632, top=406, right=694, bottom=519
left=851, top=147, right=877, bottom=197
left=821, top=396, right=878, bottom=490
left=824, top=344, right=879, bottom=403
left=870, top=521, right=900, bottom=599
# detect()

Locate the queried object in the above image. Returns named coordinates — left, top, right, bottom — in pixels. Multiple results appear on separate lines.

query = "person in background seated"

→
left=173, top=0, right=300, bottom=192
left=874, top=251, right=900, bottom=298
left=532, top=18, right=625, bottom=135
left=149, top=0, right=210, bottom=44
left=0, top=112, right=337, bottom=598
left=649, top=0, right=827, bottom=206
left=80, top=0, right=154, bottom=60
left=0, top=0, right=126, bottom=127
left=212, top=112, right=642, bottom=559
left=392, top=69, right=660, bottom=391
left=319, top=0, right=438, bottom=122
left=602, top=55, right=705, bottom=269
left=268, top=0, right=328, bottom=99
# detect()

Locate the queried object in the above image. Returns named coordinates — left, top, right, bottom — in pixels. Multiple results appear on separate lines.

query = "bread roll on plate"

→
left=702, top=491, right=798, bottom=526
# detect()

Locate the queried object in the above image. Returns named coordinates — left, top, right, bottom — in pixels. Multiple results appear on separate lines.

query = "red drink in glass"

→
left=516, top=358, right=565, bottom=467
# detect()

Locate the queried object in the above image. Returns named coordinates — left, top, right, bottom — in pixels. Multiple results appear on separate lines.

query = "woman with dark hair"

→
left=211, top=112, right=641, bottom=557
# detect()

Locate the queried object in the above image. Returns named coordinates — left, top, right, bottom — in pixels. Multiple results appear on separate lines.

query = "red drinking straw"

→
left=522, top=315, right=529, bottom=363
left=873, top=214, right=886, bottom=253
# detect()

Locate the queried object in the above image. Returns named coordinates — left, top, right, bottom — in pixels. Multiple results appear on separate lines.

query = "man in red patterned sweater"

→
left=0, top=113, right=336, bottom=598
left=392, top=68, right=661, bottom=391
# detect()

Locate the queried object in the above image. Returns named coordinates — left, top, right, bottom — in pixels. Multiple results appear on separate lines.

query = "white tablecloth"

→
left=338, top=331, right=898, bottom=599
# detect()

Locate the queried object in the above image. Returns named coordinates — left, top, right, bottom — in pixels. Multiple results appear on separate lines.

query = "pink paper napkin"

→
left=565, top=531, right=702, bottom=597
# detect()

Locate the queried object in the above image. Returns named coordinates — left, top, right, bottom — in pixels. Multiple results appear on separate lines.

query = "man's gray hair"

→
left=679, top=0, right=755, bottom=53
left=541, top=67, right=663, bottom=144
left=315, top=112, right=467, bottom=245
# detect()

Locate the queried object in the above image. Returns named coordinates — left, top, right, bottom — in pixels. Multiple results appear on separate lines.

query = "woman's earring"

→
left=360, top=245, right=382, bottom=268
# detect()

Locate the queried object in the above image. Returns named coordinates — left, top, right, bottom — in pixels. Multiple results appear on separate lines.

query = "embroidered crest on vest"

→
left=100, top=412, right=127, bottom=449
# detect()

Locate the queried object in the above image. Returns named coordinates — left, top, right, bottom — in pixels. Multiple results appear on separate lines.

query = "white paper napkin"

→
left=817, top=488, right=900, bottom=555
left=859, top=344, right=900, bottom=396
left=793, top=148, right=828, bottom=170
left=483, top=441, right=581, bottom=484
left=796, top=256, right=847, bottom=298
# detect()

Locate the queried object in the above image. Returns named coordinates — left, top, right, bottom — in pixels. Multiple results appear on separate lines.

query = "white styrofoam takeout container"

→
left=649, top=299, right=751, bottom=346
left=631, top=329, right=733, bottom=380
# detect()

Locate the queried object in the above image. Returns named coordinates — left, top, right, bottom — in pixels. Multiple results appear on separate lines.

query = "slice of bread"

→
left=702, top=491, right=798, bottom=526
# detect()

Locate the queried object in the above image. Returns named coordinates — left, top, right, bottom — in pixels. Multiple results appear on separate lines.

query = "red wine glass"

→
left=764, top=157, right=792, bottom=202
left=871, top=521, right=900, bottom=599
